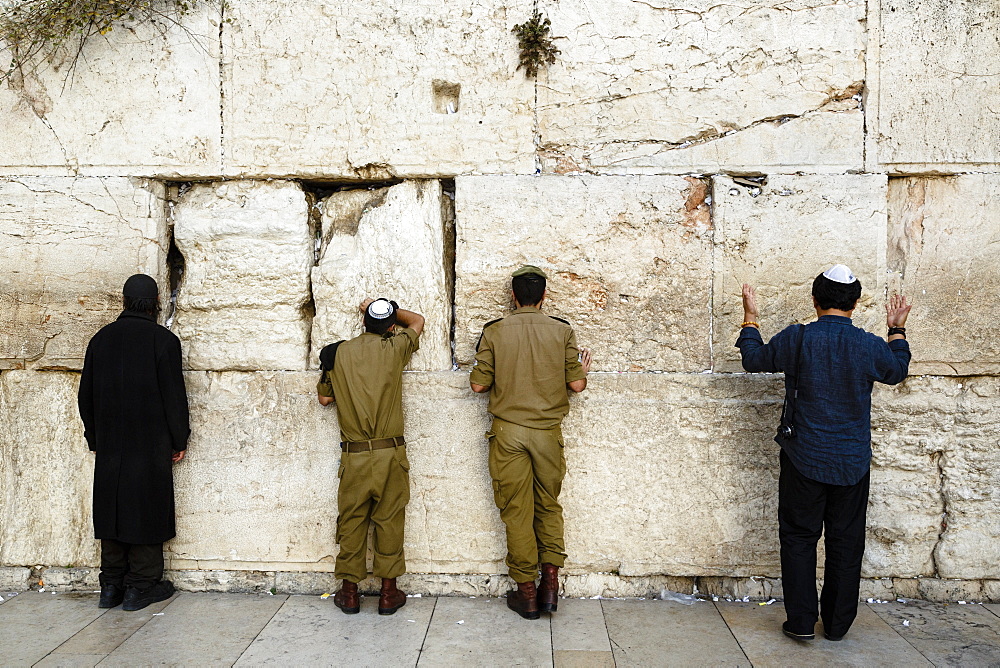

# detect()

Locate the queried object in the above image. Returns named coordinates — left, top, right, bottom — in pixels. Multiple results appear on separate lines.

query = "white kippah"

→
left=367, top=299, right=394, bottom=319
left=822, top=264, right=857, bottom=284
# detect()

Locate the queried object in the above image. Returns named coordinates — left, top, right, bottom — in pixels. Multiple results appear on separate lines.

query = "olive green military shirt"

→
left=317, top=327, right=420, bottom=442
left=469, top=306, right=585, bottom=430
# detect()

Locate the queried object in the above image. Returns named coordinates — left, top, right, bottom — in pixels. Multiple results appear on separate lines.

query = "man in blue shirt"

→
left=736, top=264, right=912, bottom=642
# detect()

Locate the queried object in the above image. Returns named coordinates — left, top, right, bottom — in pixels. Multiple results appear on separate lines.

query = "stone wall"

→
left=2, top=0, right=999, bottom=600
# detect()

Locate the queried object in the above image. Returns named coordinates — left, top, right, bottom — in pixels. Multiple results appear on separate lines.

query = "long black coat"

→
left=78, top=311, right=190, bottom=544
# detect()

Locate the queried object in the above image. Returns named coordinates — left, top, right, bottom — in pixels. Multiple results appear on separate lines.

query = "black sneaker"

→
left=782, top=621, right=815, bottom=640
left=824, top=631, right=845, bottom=641
left=98, top=583, right=125, bottom=608
left=122, top=580, right=175, bottom=611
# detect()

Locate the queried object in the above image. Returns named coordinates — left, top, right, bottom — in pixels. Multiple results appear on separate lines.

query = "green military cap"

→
left=511, top=264, right=548, bottom=279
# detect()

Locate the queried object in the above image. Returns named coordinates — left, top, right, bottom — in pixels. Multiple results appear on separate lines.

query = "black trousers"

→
left=778, top=450, right=870, bottom=638
left=100, top=539, right=164, bottom=589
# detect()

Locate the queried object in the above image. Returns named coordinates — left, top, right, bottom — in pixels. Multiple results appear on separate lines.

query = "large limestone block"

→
left=173, top=181, right=312, bottom=371
left=935, top=377, right=1000, bottom=580
left=0, top=371, right=100, bottom=568
left=888, top=176, right=1000, bottom=375
left=542, top=110, right=863, bottom=176
left=538, top=0, right=865, bottom=174
left=167, top=371, right=503, bottom=571
left=712, top=174, right=888, bottom=372
left=0, top=177, right=168, bottom=370
left=454, top=175, right=713, bottom=372
left=867, top=379, right=956, bottom=578
left=222, top=0, right=535, bottom=178
left=169, top=372, right=339, bottom=563
left=0, top=6, right=221, bottom=177
left=872, top=0, right=1000, bottom=170
left=560, top=373, right=784, bottom=577
left=311, top=181, right=452, bottom=371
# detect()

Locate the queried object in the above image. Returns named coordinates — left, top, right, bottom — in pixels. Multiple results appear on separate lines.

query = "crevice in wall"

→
left=164, top=182, right=190, bottom=330
left=929, top=448, right=948, bottom=578
left=218, top=1, right=226, bottom=174
left=441, top=179, right=458, bottom=370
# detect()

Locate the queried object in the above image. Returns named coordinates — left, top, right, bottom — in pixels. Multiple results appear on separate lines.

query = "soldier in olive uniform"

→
left=317, top=297, right=424, bottom=615
left=470, top=266, right=592, bottom=620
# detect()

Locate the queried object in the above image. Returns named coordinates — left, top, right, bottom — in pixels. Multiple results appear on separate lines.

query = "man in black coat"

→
left=78, top=274, right=190, bottom=611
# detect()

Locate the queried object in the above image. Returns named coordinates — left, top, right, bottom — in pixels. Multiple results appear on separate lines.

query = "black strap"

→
left=780, top=324, right=807, bottom=429
left=319, top=340, right=345, bottom=372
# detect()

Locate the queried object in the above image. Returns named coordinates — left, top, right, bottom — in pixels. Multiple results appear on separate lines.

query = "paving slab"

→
left=98, top=593, right=286, bottom=666
left=35, top=595, right=177, bottom=667
left=716, top=601, right=930, bottom=667
left=553, top=649, right=616, bottom=668
left=31, top=655, right=109, bottom=668
left=0, top=591, right=18, bottom=606
left=869, top=600, right=1000, bottom=666
left=602, top=599, right=749, bottom=667
left=552, top=599, right=612, bottom=653
left=0, top=592, right=106, bottom=666
left=986, top=604, right=1000, bottom=619
left=234, top=594, right=434, bottom=666
left=418, top=597, right=552, bottom=667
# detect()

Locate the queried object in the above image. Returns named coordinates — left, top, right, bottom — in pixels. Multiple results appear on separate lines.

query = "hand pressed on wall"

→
left=886, top=294, right=912, bottom=328
left=742, top=284, right=760, bottom=321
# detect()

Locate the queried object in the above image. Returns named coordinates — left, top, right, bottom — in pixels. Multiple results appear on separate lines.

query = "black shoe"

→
left=824, top=632, right=845, bottom=641
left=122, top=580, right=175, bottom=611
left=98, top=583, right=125, bottom=608
left=782, top=621, right=815, bottom=641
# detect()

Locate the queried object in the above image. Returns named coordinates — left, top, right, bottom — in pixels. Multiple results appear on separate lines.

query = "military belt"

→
left=340, top=436, right=405, bottom=452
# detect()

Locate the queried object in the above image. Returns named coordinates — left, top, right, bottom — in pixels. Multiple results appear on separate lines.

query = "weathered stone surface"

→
left=222, top=0, right=535, bottom=178
left=311, top=181, right=452, bottom=371
left=561, top=373, right=783, bottom=577
left=538, top=0, right=865, bottom=174
left=168, top=371, right=339, bottom=563
left=3, top=370, right=998, bottom=589
left=868, top=379, right=954, bottom=578
left=0, top=6, right=221, bottom=177
left=0, top=372, right=99, bottom=568
left=454, top=175, right=713, bottom=372
left=169, top=570, right=274, bottom=594
left=0, top=567, right=31, bottom=591
left=712, top=174, right=888, bottom=372
left=888, top=176, right=1000, bottom=375
left=542, top=110, right=864, bottom=176
left=0, top=177, right=168, bottom=370
left=873, top=0, right=1000, bottom=170
left=173, top=181, right=312, bottom=370
left=935, top=377, right=1000, bottom=580
left=40, top=567, right=99, bottom=592
left=562, top=575, right=696, bottom=599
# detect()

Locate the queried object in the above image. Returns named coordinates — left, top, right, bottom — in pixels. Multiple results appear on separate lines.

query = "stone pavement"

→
left=2, top=590, right=1000, bottom=667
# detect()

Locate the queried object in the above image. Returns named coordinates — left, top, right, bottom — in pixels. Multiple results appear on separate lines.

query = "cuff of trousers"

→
left=538, top=551, right=567, bottom=568
left=372, top=549, right=406, bottom=580
left=334, top=565, right=369, bottom=584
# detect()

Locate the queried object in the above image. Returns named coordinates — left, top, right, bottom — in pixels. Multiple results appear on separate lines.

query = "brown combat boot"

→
left=537, top=563, right=559, bottom=613
left=507, top=581, right=540, bottom=620
left=378, top=578, right=407, bottom=615
left=333, top=579, right=360, bottom=615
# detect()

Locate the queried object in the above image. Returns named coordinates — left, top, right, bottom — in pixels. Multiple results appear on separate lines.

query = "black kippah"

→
left=122, top=274, right=158, bottom=299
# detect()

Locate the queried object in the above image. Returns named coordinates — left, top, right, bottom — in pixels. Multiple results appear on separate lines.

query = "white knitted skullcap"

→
left=822, top=264, right=857, bottom=284
left=367, top=299, right=394, bottom=319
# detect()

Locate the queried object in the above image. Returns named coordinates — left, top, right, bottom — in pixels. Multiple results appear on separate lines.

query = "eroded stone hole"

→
left=164, top=183, right=190, bottom=329
left=432, top=80, right=461, bottom=114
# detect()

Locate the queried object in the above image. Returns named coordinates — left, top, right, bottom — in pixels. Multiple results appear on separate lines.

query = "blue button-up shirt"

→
left=736, top=315, right=911, bottom=485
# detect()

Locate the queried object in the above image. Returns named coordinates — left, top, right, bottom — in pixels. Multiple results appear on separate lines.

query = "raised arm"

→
left=735, top=283, right=783, bottom=372
left=395, top=308, right=425, bottom=337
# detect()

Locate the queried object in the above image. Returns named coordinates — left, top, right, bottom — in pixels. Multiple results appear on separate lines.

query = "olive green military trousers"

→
left=487, top=417, right=568, bottom=583
left=335, top=445, right=410, bottom=583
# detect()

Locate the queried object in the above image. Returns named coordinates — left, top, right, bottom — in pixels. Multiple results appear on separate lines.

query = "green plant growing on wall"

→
left=512, top=10, right=559, bottom=79
left=0, top=0, right=220, bottom=84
